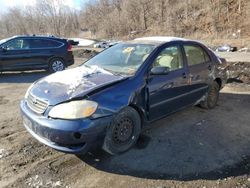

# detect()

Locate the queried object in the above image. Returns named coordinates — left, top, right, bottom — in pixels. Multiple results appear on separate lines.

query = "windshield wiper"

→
left=86, top=64, right=127, bottom=77
left=104, top=69, right=129, bottom=77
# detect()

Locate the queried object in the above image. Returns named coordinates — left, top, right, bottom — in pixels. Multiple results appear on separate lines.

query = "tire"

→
left=49, top=58, right=65, bottom=73
left=103, top=107, right=141, bottom=155
left=200, top=81, right=220, bottom=109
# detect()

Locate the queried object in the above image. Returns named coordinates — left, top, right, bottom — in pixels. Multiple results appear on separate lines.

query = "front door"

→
left=0, top=38, right=31, bottom=71
left=147, top=44, right=190, bottom=121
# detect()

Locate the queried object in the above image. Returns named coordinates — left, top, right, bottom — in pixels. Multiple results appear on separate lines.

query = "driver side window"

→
left=2, top=39, right=30, bottom=50
left=153, top=46, right=183, bottom=71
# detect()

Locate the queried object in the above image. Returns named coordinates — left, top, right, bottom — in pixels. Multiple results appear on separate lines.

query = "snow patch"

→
left=69, top=38, right=95, bottom=47
left=43, top=65, right=112, bottom=96
left=44, top=66, right=111, bottom=85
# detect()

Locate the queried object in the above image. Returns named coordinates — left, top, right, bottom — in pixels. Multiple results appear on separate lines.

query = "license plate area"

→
left=23, top=115, right=51, bottom=140
left=23, top=115, right=38, bottom=134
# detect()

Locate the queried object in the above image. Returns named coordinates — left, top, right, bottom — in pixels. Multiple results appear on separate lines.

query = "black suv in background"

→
left=0, top=35, right=74, bottom=73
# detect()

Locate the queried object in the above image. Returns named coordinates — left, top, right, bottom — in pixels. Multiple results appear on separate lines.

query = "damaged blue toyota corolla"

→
left=20, top=37, right=227, bottom=155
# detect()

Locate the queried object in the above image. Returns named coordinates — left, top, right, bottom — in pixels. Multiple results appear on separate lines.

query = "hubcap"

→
left=113, top=118, right=134, bottom=145
left=52, top=60, right=64, bottom=72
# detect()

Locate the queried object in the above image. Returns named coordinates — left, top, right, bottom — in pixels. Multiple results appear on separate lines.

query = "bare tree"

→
left=0, top=0, right=249, bottom=40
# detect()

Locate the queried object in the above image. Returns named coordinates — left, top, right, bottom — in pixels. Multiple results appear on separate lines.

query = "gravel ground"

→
left=0, top=57, right=250, bottom=188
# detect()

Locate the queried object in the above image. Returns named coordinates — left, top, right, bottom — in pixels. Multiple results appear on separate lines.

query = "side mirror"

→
left=150, top=66, right=170, bottom=75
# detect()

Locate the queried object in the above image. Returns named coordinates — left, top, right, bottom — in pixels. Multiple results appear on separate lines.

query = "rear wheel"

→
left=200, top=81, right=220, bottom=109
left=103, top=107, right=141, bottom=155
left=49, top=58, right=65, bottom=73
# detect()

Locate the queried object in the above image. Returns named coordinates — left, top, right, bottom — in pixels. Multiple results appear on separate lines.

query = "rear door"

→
left=28, top=38, right=65, bottom=69
left=0, top=38, right=31, bottom=70
left=147, top=43, right=191, bottom=121
left=183, top=43, right=213, bottom=104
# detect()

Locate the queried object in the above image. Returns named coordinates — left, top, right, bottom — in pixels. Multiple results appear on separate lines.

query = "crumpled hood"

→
left=30, top=66, right=126, bottom=105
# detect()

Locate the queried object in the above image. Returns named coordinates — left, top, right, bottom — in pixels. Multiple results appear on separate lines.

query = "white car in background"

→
left=94, top=40, right=121, bottom=48
left=215, top=44, right=237, bottom=52
left=93, top=41, right=109, bottom=48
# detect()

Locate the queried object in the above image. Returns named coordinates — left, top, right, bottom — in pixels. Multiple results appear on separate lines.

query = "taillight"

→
left=67, top=43, right=72, bottom=51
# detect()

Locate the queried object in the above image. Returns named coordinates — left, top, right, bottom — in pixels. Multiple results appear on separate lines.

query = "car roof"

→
left=129, top=36, right=203, bottom=46
left=132, top=36, right=199, bottom=46
left=10, top=35, right=63, bottom=40
left=135, top=36, right=187, bottom=42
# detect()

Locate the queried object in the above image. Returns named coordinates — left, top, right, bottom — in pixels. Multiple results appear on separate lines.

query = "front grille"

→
left=27, top=93, right=48, bottom=114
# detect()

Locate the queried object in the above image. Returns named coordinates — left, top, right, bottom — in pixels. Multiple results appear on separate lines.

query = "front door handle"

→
left=208, top=65, right=212, bottom=71
left=182, top=72, right=187, bottom=79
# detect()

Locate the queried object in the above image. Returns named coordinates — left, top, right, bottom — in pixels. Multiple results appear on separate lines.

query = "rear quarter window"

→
left=29, top=39, right=63, bottom=49
left=184, top=45, right=210, bottom=66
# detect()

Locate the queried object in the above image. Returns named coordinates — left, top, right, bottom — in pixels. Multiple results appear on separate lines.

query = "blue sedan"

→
left=20, top=37, right=227, bottom=155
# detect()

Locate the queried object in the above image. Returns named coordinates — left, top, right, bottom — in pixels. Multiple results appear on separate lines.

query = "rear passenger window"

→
left=184, top=45, right=210, bottom=66
left=29, top=39, right=62, bottom=49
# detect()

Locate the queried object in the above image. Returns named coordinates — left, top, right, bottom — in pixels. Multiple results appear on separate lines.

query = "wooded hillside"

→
left=0, top=0, right=249, bottom=41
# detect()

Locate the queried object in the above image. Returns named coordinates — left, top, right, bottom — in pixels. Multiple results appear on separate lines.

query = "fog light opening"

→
left=74, top=132, right=82, bottom=139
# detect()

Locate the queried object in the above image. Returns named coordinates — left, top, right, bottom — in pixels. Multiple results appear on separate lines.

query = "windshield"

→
left=84, top=43, right=156, bottom=75
left=0, top=38, right=10, bottom=45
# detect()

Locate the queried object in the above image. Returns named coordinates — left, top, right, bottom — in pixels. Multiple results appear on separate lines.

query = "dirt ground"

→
left=0, top=57, right=250, bottom=188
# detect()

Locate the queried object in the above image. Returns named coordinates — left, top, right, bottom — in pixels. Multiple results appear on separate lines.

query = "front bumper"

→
left=20, top=100, right=112, bottom=154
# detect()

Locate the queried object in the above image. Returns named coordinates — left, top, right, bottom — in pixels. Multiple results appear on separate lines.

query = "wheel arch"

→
left=128, top=104, right=146, bottom=128
left=102, top=104, right=142, bottom=155
left=48, top=56, right=66, bottom=72
left=214, top=77, right=222, bottom=89
left=48, top=56, right=65, bottom=64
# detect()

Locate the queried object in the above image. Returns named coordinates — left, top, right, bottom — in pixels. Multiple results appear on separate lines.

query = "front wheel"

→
left=49, top=58, right=65, bottom=73
left=200, top=81, right=220, bottom=109
left=103, top=107, right=141, bottom=155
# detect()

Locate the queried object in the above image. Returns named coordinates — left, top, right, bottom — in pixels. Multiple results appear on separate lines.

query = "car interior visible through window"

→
left=84, top=43, right=156, bottom=75
left=184, top=45, right=210, bottom=66
left=153, top=46, right=183, bottom=71
left=2, top=39, right=30, bottom=50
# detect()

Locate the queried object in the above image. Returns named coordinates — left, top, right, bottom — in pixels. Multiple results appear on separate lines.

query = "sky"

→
left=0, top=0, right=85, bottom=11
